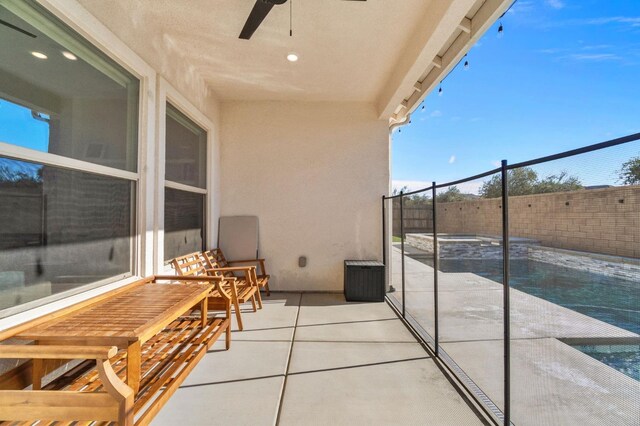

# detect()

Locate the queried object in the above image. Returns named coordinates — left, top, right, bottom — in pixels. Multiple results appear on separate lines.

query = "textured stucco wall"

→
left=220, top=101, right=389, bottom=291
left=436, top=186, right=640, bottom=258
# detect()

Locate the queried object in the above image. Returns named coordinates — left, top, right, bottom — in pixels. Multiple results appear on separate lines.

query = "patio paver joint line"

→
left=274, top=292, right=302, bottom=425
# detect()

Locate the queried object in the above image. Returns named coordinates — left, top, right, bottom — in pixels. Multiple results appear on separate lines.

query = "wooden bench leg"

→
left=200, top=298, right=208, bottom=328
left=126, top=341, right=141, bottom=395
left=32, top=358, right=43, bottom=390
left=264, top=282, right=271, bottom=297
left=97, top=358, right=134, bottom=426
left=250, top=294, right=257, bottom=312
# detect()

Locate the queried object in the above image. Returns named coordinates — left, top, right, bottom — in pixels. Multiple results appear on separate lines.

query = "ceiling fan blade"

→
left=239, top=1, right=276, bottom=40
left=0, top=18, right=36, bottom=38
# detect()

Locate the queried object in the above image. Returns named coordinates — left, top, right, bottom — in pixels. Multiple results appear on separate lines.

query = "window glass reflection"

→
left=164, top=188, right=204, bottom=260
left=0, top=157, right=133, bottom=314
left=0, top=3, right=139, bottom=171
left=165, top=104, right=206, bottom=188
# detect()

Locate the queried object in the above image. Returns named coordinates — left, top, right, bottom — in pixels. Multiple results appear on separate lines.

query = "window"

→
left=0, top=1, right=139, bottom=316
left=164, top=188, right=205, bottom=261
left=164, top=103, right=207, bottom=260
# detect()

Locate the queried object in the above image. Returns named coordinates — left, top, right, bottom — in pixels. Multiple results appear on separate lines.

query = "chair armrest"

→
left=206, top=266, right=255, bottom=273
left=205, top=268, right=258, bottom=287
left=0, top=345, right=117, bottom=360
left=153, top=275, right=229, bottom=283
left=227, top=259, right=267, bottom=275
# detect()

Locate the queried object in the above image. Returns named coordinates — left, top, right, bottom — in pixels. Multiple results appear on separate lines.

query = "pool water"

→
left=572, top=344, right=640, bottom=381
left=417, top=256, right=640, bottom=380
left=431, top=258, right=640, bottom=335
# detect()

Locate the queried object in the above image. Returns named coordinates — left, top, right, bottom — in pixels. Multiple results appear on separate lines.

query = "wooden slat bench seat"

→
left=0, top=275, right=232, bottom=425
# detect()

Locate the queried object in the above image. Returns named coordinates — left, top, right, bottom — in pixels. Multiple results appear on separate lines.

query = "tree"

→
left=392, top=185, right=432, bottom=208
left=480, top=168, right=535, bottom=198
left=534, top=171, right=582, bottom=194
left=436, top=186, right=476, bottom=203
left=618, top=155, right=640, bottom=185
left=479, top=167, right=583, bottom=198
left=392, top=185, right=409, bottom=196
left=0, top=165, right=42, bottom=187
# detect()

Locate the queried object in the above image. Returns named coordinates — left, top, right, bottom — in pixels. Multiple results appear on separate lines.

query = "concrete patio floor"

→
left=152, top=292, right=485, bottom=426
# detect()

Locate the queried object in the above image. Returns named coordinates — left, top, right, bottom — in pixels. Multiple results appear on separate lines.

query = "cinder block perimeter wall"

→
left=436, top=186, right=640, bottom=259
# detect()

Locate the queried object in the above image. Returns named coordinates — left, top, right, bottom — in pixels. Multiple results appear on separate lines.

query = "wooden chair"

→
left=170, top=252, right=260, bottom=331
left=204, top=248, right=271, bottom=296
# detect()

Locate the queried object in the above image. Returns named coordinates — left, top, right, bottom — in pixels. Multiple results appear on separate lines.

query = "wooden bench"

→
left=0, top=275, right=232, bottom=425
left=171, top=252, right=261, bottom=331
left=204, top=248, right=271, bottom=296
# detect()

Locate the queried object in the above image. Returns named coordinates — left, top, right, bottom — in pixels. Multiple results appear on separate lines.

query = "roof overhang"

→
left=380, top=0, right=512, bottom=124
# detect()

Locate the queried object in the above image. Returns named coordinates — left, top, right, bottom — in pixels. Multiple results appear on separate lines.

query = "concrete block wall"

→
left=436, top=186, right=640, bottom=259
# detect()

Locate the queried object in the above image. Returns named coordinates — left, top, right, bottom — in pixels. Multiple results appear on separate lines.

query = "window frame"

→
left=0, top=0, right=157, bottom=328
left=156, top=78, right=215, bottom=271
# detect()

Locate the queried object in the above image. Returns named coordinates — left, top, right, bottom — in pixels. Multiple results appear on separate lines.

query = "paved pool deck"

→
left=390, top=245, right=640, bottom=425
left=152, top=292, right=486, bottom=426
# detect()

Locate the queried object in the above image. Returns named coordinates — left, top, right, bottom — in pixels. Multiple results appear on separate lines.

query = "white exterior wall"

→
left=220, top=101, right=389, bottom=292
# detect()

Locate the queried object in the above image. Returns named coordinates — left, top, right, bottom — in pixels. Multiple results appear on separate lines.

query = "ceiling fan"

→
left=239, top=0, right=366, bottom=40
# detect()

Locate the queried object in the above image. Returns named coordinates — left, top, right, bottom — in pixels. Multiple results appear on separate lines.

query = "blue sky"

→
left=392, top=0, right=640, bottom=193
left=0, top=99, right=50, bottom=152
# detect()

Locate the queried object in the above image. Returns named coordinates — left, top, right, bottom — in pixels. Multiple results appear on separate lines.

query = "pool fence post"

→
left=501, top=160, right=511, bottom=426
left=382, top=196, right=386, bottom=268
left=400, top=191, right=406, bottom=318
left=432, top=183, right=439, bottom=357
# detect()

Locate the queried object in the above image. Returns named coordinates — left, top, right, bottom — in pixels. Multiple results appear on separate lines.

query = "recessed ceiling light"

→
left=31, top=51, right=47, bottom=59
left=287, top=53, right=299, bottom=62
left=62, top=51, right=77, bottom=61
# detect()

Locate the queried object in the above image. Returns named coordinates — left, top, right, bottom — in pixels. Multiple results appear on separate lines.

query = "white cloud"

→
left=538, top=48, right=565, bottom=54
left=437, top=180, right=486, bottom=196
left=392, top=180, right=432, bottom=193
left=584, top=16, right=640, bottom=27
left=394, top=177, right=491, bottom=196
left=546, top=16, right=640, bottom=29
left=430, top=110, right=443, bottom=117
left=455, top=180, right=485, bottom=195
left=448, top=155, right=456, bottom=164
left=581, top=44, right=613, bottom=51
left=546, top=0, right=565, bottom=10
left=492, top=160, right=502, bottom=167
left=510, top=0, right=534, bottom=14
left=567, top=53, right=622, bottom=61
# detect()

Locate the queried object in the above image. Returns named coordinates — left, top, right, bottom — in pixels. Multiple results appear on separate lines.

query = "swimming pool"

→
left=416, top=256, right=640, bottom=380
left=431, top=258, right=640, bottom=335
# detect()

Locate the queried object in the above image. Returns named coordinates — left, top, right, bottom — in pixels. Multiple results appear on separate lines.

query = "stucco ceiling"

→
left=75, top=0, right=435, bottom=102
